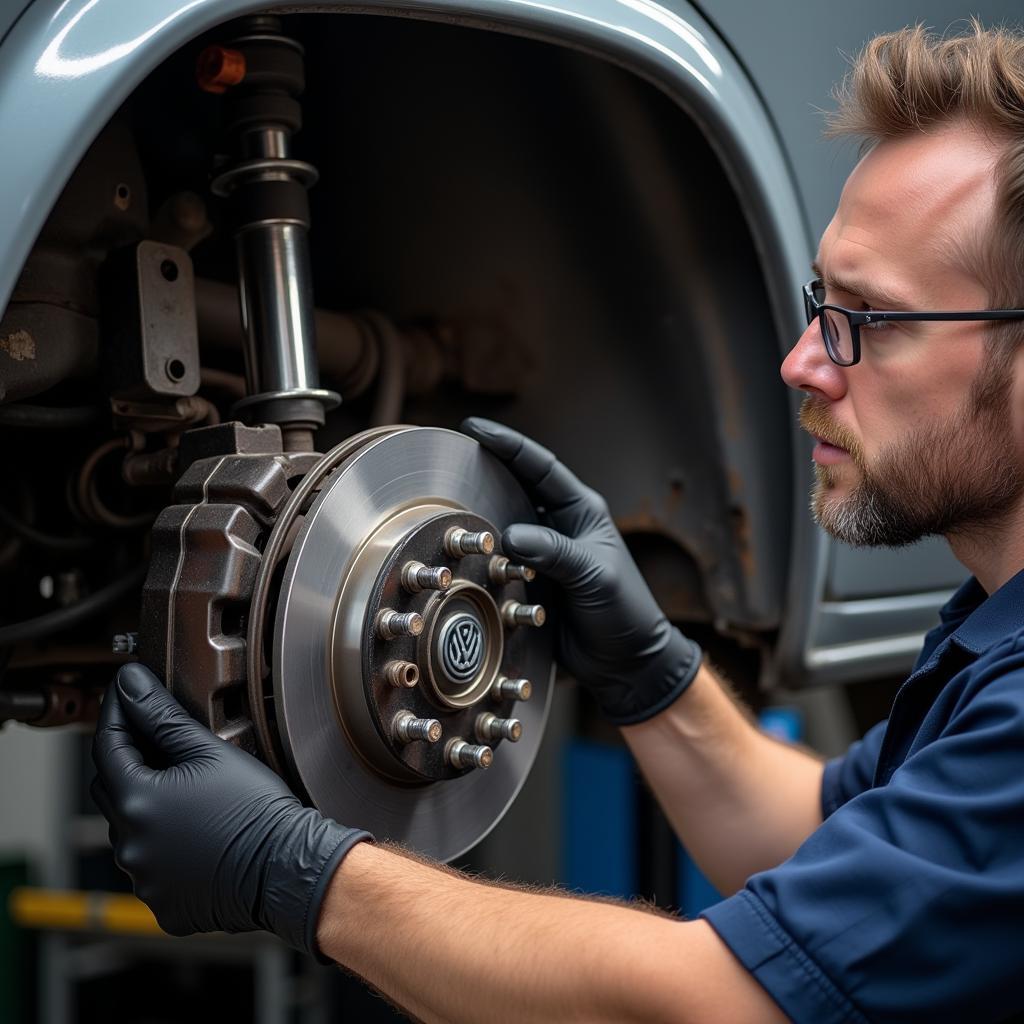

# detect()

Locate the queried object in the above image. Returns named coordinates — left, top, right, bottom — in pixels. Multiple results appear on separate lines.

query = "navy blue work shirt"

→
left=702, top=569, right=1024, bottom=1023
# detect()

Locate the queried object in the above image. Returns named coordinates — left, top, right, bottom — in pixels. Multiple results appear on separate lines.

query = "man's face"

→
left=781, top=124, right=1024, bottom=547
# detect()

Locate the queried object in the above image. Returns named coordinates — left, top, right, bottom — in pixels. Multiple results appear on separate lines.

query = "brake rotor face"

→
left=271, top=426, right=553, bottom=862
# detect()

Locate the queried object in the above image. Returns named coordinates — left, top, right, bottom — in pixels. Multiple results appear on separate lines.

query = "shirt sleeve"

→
left=702, top=665, right=1024, bottom=1024
left=819, top=719, right=886, bottom=819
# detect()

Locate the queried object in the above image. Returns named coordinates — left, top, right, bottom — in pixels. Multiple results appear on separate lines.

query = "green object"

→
left=0, top=858, right=30, bottom=1024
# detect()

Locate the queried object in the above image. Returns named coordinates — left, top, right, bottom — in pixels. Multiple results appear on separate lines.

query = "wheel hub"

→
left=269, top=428, right=553, bottom=860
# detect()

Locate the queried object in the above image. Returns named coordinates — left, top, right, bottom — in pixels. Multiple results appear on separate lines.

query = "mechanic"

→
left=91, top=23, right=1024, bottom=1023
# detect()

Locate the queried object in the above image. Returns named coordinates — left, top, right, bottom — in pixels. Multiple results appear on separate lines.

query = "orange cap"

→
left=196, top=45, right=246, bottom=94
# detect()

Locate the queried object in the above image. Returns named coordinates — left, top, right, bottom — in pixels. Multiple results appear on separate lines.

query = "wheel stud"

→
left=476, top=712, right=522, bottom=743
left=393, top=710, right=442, bottom=744
left=383, top=660, right=420, bottom=688
left=491, top=676, right=532, bottom=702
left=445, top=527, right=495, bottom=557
left=376, top=609, right=425, bottom=640
left=401, top=561, right=453, bottom=593
left=447, top=739, right=493, bottom=770
left=502, top=601, right=546, bottom=628
left=488, top=556, right=536, bottom=584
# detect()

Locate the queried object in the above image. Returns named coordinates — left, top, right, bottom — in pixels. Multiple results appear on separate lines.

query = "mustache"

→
left=799, top=397, right=862, bottom=458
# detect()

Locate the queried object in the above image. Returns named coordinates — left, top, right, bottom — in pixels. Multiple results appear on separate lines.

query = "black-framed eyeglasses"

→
left=803, top=279, right=1024, bottom=366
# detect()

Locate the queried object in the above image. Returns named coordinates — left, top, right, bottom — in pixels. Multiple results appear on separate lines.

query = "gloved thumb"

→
left=460, top=416, right=521, bottom=459
left=502, top=524, right=595, bottom=587
left=116, top=663, right=221, bottom=765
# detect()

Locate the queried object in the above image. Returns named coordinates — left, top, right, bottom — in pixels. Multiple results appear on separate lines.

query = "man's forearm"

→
left=622, top=663, right=824, bottom=895
left=316, top=841, right=785, bottom=1024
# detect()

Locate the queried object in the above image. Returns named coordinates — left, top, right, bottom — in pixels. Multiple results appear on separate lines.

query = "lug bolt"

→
left=502, top=602, right=546, bottom=628
left=445, top=527, right=495, bottom=558
left=383, top=660, right=420, bottom=688
left=393, top=710, right=442, bottom=744
left=491, top=676, right=532, bottom=702
left=447, top=739, right=494, bottom=770
left=112, top=632, right=139, bottom=655
left=376, top=609, right=425, bottom=640
left=401, top=561, right=453, bottom=594
left=488, top=556, right=536, bottom=584
left=476, top=712, right=523, bottom=743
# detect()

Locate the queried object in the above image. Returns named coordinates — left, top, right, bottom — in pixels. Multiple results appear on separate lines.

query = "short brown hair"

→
left=828, top=21, right=1024, bottom=311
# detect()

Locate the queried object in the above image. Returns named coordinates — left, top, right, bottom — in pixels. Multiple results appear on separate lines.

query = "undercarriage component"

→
left=100, top=240, right=200, bottom=401
left=0, top=116, right=146, bottom=403
left=0, top=683, right=100, bottom=727
left=140, top=424, right=553, bottom=861
left=203, top=16, right=339, bottom=442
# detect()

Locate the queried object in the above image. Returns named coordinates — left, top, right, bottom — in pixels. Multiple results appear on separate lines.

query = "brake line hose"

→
left=0, top=565, right=146, bottom=647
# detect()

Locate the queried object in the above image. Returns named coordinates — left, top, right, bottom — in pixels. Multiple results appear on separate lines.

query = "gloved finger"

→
left=115, top=663, right=222, bottom=766
left=92, top=678, right=154, bottom=798
left=502, top=524, right=597, bottom=587
left=460, top=418, right=592, bottom=515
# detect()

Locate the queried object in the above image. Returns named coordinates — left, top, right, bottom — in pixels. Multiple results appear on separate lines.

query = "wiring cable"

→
left=0, top=564, right=146, bottom=647
left=0, top=404, right=103, bottom=430
left=0, top=501, right=98, bottom=552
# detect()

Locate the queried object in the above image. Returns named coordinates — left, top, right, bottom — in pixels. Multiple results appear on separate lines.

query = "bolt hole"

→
left=403, top=665, right=418, bottom=685
left=220, top=687, right=245, bottom=722
left=113, top=183, right=131, bottom=210
left=220, top=602, right=246, bottom=637
left=64, top=701, right=76, bottom=716
left=160, top=259, right=179, bottom=282
left=166, top=358, right=186, bottom=383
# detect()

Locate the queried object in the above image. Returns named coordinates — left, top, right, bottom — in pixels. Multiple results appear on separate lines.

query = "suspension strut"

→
left=199, top=16, right=339, bottom=451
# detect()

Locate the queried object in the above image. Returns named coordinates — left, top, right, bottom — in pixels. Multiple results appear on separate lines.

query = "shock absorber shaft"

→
left=202, top=16, right=340, bottom=450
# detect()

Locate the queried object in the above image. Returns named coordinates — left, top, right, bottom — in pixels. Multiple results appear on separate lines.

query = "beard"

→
left=799, top=350, right=1024, bottom=548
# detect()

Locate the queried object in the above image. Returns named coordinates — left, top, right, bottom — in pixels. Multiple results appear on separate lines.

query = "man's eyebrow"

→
left=810, top=260, right=908, bottom=310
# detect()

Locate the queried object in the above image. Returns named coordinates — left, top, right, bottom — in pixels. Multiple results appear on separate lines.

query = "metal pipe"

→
left=0, top=689, right=48, bottom=723
left=365, top=309, right=407, bottom=426
left=194, top=277, right=379, bottom=398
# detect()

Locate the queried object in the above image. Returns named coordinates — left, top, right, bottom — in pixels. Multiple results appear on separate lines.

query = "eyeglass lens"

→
left=823, top=309, right=854, bottom=364
left=811, top=284, right=854, bottom=365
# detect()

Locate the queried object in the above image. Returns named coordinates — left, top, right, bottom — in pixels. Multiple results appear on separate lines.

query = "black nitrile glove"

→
left=91, top=663, right=371, bottom=959
left=462, top=418, right=702, bottom=725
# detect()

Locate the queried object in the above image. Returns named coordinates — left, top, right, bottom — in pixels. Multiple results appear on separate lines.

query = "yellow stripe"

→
left=99, top=894, right=163, bottom=935
left=8, top=888, right=163, bottom=936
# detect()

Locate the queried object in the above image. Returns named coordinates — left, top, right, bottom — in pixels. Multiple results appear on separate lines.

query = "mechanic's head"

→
left=781, top=22, right=1024, bottom=548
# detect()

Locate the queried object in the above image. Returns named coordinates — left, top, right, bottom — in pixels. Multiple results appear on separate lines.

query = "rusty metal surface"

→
left=0, top=303, right=97, bottom=403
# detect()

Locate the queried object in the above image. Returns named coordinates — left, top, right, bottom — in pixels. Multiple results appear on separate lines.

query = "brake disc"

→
left=260, top=426, right=553, bottom=861
left=141, top=422, right=553, bottom=864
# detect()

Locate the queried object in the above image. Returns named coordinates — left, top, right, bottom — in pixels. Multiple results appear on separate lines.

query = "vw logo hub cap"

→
left=439, top=612, right=486, bottom=683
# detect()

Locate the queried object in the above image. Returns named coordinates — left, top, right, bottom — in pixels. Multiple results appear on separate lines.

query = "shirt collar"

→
left=948, top=567, right=1024, bottom=656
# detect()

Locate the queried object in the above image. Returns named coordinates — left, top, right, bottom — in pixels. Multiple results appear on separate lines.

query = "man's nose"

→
left=780, top=320, right=848, bottom=400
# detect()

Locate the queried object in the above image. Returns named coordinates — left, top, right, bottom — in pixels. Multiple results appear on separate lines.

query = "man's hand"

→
left=461, top=418, right=702, bottom=725
left=91, top=663, right=371, bottom=958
